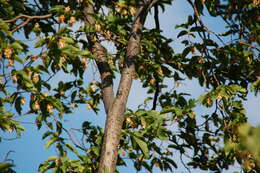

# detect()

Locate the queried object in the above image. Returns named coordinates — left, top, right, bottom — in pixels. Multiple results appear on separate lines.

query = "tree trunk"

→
left=97, top=7, right=148, bottom=173
left=83, top=3, right=114, bottom=114
left=83, top=1, right=158, bottom=172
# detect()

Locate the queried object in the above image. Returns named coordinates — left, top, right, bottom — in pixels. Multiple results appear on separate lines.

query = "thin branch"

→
left=52, top=114, right=86, bottom=152
left=152, top=4, right=160, bottom=111
left=33, top=0, right=58, bottom=23
left=4, top=14, right=52, bottom=32
left=239, top=41, right=260, bottom=52
left=133, top=0, right=161, bottom=24
left=187, top=0, right=226, bottom=46
left=62, top=127, right=87, bottom=152
left=1, top=137, right=20, bottom=141
left=4, top=14, right=53, bottom=23
left=4, top=150, right=15, bottom=162
left=180, top=153, right=192, bottom=173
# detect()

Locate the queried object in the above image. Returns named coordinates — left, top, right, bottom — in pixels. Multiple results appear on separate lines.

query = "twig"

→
left=51, top=114, right=87, bottom=152
left=62, top=127, right=87, bottom=151
left=239, top=41, right=260, bottom=51
left=3, top=150, right=15, bottom=162
left=1, top=137, right=20, bottom=141
left=187, top=0, right=226, bottom=46
left=180, top=153, right=192, bottom=173
left=4, top=14, right=52, bottom=32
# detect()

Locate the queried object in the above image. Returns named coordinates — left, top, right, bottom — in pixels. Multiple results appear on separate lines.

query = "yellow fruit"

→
left=69, top=16, right=76, bottom=25
left=122, top=9, right=128, bottom=16
left=20, top=97, right=26, bottom=104
left=121, top=151, right=126, bottom=156
left=32, top=73, right=39, bottom=83
left=216, top=94, right=222, bottom=101
left=58, top=39, right=66, bottom=48
left=174, top=81, right=180, bottom=88
left=30, top=94, right=36, bottom=101
left=95, top=23, right=101, bottom=32
left=91, top=36, right=97, bottom=42
left=156, top=67, right=163, bottom=75
left=8, top=59, right=14, bottom=67
left=150, top=78, right=156, bottom=85
left=4, top=48, right=12, bottom=58
left=47, top=104, right=53, bottom=113
left=64, top=6, right=70, bottom=13
left=197, top=57, right=205, bottom=63
left=89, top=84, right=96, bottom=92
left=44, top=92, right=48, bottom=97
left=191, top=48, right=196, bottom=54
left=60, top=90, right=65, bottom=95
left=108, top=59, right=114, bottom=66
left=126, top=117, right=132, bottom=124
left=31, top=56, right=38, bottom=61
left=58, top=15, right=65, bottom=23
left=81, top=58, right=88, bottom=68
left=104, top=30, right=112, bottom=40
left=55, top=158, right=62, bottom=166
left=116, top=7, right=122, bottom=13
left=130, top=7, right=136, bottom=16
left=206, top=98, right=212, bottom=106
left=12, top=75, right=18, bottom=83
left=71, top=103, right=78, bottom=108
left=86, top=104, right=91, bottom=110
left=253, top=0, right=260, bottom=6
left=34, top=23, right=40, bottom=28
left=34, top=102, right=40, bottom=110
left=92, top=80, right=97, bottom=84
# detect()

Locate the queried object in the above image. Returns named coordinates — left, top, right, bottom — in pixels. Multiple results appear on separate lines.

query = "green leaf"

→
left=44, top=136, right=59, bottom=149
left=133, top=136, right=149, bottom=159
left=190, top=26, right=204, bottom=32
left=177, top=30, right=188, bottom=38
left=35, top=38, right=47, bottom=48
left=49, top=5, right=65, bottom=13
left=157, top=127, right=169, bottom=140
left=14, top=96, right=22, bottom=115
left=14, top=55, right=24, bottom=64
left=0, top=20, right=10, bottom=31
left=79, top=50, right=91, bottom=56
left=182, top=46, right=192, bottom=58
left=71, top=90, right=77, bottom=102
left=42, top=131, right=53, bottom=139
left=62, top=37, right=74, bottom=44
left=47, top=156, right=58, bottom=161
left=11, top=42, right=23, bottom=50
left=0, top=162, right=14, bottom=170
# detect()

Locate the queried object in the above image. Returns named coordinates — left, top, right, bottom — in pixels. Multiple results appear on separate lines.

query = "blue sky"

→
left=0, top=0, right=259, bottom=172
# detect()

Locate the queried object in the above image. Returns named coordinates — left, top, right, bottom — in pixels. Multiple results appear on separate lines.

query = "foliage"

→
left=0, top=0, right=259, bottom=173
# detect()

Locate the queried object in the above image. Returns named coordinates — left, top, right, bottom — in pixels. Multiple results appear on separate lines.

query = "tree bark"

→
left=83, top=4, right=114, bottom=114
left=83, top=1, right=159, bottom=172
left=97, top=4, right=150, bottom=173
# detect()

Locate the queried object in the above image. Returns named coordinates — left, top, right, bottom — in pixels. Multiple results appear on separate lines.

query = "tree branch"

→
left=97, top=0, right=156, bottom=172
left=4, top=14, right=52, bottom=32
left=152, top=4, right=160, bottom=111
left=83, top=3, right=115, bottom=114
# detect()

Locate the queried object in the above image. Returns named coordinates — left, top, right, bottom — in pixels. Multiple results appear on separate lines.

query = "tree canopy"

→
left=0, top=0, right=260, bottom=173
